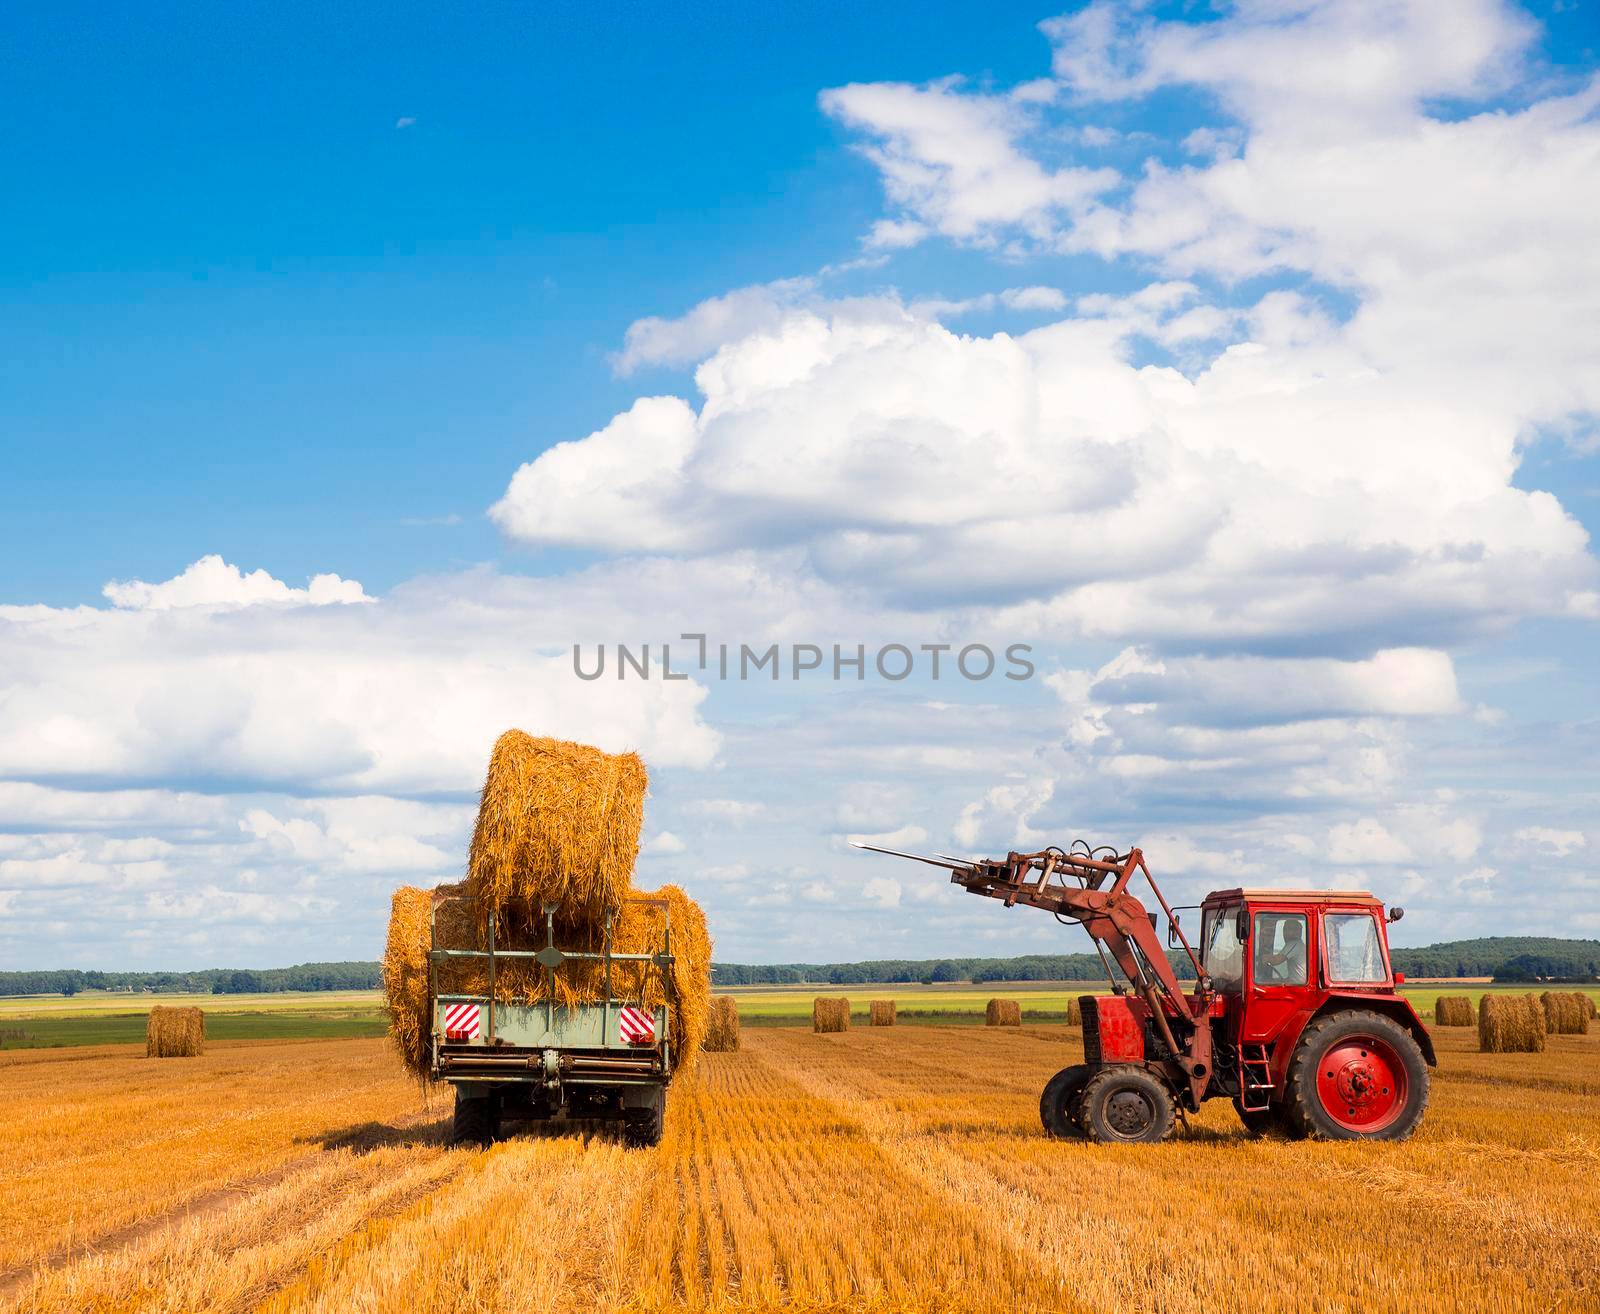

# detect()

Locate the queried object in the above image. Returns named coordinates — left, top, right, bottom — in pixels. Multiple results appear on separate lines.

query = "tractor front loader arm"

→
left=855, top=842, right=1216, bottom=1107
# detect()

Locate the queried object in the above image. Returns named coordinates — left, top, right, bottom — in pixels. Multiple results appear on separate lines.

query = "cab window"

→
left=1201, top=906, right=1244, bottom=991
left=1326, top=912, right=1387, bottom=984
left=1252, top=912, right=1308, bottom=986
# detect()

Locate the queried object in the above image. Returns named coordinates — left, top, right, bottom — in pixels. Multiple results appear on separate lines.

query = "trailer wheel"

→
left=1039, top=1064, right=1094, bottom=1139
left=1077, top=1066, right=1175, bottom=1144
left=622, top=1087, right=665, bottom=1149
left=1282, top=1010, right=1429, bottom=1142
left=451, top=1091, right=500, bottom=1148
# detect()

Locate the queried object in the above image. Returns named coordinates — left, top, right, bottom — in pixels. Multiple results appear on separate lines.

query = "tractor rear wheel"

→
left=1283, top=1010, right=1429, bottom=1141
left=451, top=1090, right=500, bottom=1147
left=1077, top=1066, right=1175, bottom=1144
left=1039, top=1064, right=1094, bottom=1139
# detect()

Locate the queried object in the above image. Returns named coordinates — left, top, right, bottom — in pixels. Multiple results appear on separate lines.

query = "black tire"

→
left=1077, top=1066, right=1175, bottom=1145
left=622, top=1089, right=665, bottom=1148
left=1234, top=1100, right=1296, bottom=1139
left=451, top=1091, right=500, bottom=1147
left=1039, top=1064, right=1094, bottom=1139
left=1283, top=1010, right=1429, bottom=1142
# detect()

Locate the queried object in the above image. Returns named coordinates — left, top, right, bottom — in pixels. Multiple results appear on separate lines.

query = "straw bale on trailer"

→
left=466, top=731, right=647, bottom=925
left=1434, top=995, right=1474, bottom=1027
left=705, top=996, right=741, bottom=1052
left=1478, top=993, right=1546, bottom=1053
left=1541, top=991, right=1590, bottom=1035
left=383, top=880, right=712, bottom=1079
left=869, top=999, right=896, bottom=1027
left=813, top=997, right=850, bottom=1033
left=985, top=998, right=1021, bottom=1027
left=146, top=1005, right=204, bottom=1058
left=382, top=884, right=438, bottom=1076
left=1065, top=996, right=1083, bottom=1027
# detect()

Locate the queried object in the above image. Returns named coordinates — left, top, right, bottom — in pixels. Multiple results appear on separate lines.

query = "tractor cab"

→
left=1196, top=888, right=1434, bottom=1136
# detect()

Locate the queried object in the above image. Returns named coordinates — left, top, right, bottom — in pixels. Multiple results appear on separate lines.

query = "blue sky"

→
left=1, top=1, right=1597, bottom=969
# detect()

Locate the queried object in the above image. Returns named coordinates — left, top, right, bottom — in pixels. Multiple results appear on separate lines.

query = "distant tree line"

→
left=714, top=936, right=1600, bottom=986
left=0, top=962, right=382, bottom=998
left=711, top=952, right=1200, bottom=986
left=1387, top=937, right=1600, bottom=982
left=3, top=936, right=1595, bottom=998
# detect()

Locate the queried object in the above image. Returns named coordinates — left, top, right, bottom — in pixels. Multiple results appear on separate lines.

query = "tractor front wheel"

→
left=1077, top=1066, right=1175, bottom=1144
left=1039, top=1064, right=1094, bottom=1139
left=1283, top=1010, right=1429, bottom=1141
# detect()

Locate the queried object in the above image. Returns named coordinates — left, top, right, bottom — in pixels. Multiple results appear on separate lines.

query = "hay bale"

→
left=1581, top=994, right=1598, bottom=1022
left=869, top=999, right=896, bottom=1027
left=466, top=731, right=647, bottom=924
left=1434, top=994, right=1474, bottom=1027
left=705, top=996, right=741, bottom=1052
left=382, top=881, right=712, bottom=1080
left=1478, top=993, right=1546, bottom=1053
left=985, top=998, right=1021, bottom=1027
left=1065, top=996, right=1083, bottom=1027
left=812, top=997, right=850, bottom=1033
left=382, top=884, right=440, bottom=1076
left=1541, top=990, right=1590, bottom=1035
left=146, top=1005, right=204, bottom=1058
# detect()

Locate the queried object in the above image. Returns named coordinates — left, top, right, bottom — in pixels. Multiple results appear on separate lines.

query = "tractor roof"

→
left=1204, top=887, right=1380, bottom=905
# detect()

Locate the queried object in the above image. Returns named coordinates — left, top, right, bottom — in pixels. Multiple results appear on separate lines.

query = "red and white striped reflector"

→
left=618, top=1006, right=656, bottom=1046
left=442, top=1002, right=482, bottom=1042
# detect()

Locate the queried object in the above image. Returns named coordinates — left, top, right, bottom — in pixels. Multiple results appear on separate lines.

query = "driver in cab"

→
left=1255, top=915, right=1307, bottom=985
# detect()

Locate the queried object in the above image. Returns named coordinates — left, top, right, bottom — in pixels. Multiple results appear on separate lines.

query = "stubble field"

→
left=2, top=1023, right=1596, bottom=1314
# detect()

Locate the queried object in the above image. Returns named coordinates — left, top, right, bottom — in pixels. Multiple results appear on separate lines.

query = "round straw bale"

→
left=704, top=996, right=741, bottom=1052
left=1434, top=994, right=1474, bottom=1027
left=869, top=999, right=896, bottom=1026
left=1581, top=993, right=1598, bottom=1022
left=985, top=998, right=1022, bottom=1027
left=466, top=731, right=647, bottom=924
left=146, top=1004, right=205, bottom=1058
left=1478, top=992, right=1546, bottom=1053
left=1541, top=990, right=1589, bottom=1035
left=1065, top=996, right=1083, bottom=1027
left=812, top=997, right=850, bottom=1033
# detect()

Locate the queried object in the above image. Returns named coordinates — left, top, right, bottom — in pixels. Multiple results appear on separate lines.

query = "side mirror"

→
left=1388, top=906, right=1404, bottom=923
left=1236, top=908, right=1250, bottom=941
left=1167, top=913, right=1181, bottom=949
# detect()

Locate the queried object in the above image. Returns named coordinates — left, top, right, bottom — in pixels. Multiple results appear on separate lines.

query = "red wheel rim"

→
left=1315, top=1034, right=1406, bottom=1132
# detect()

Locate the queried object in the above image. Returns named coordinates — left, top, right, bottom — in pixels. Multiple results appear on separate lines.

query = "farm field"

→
left=2, top=1023, right=1596, bottom=1313
left=0, top=991, right=386, bottom=1049
left=4, top=983, right=1597, bottom=1047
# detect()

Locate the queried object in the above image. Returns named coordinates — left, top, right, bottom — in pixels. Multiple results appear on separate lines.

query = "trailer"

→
left=428, top=892, right=677, bottom=1147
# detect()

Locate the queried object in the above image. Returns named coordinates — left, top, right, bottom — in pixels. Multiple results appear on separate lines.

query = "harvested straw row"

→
left=467, top=731, right=648, bottom=925
left=1540, top=991, right=1591, bottom=1035
left=985, top=998, right=1021, bottom=1027
left=1434, top=995, right=1474, bottom=1027
left=1065, top=997, right=1083, bottom=1027
left=383, top=881, right=712, bottom=1078
left=146, top=1005, right=204, bottom=1058
left=1478, top=993, right=1546, bottom=1053
left=704, top=996, right=740, bottom=1052
left=813, top=998, right=850, bottom=1033
left=869, top=999, right=896, bottom=1027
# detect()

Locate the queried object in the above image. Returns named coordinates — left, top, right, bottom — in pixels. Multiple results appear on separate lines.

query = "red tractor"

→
left=857, top=841, right=1433, bottom=1143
